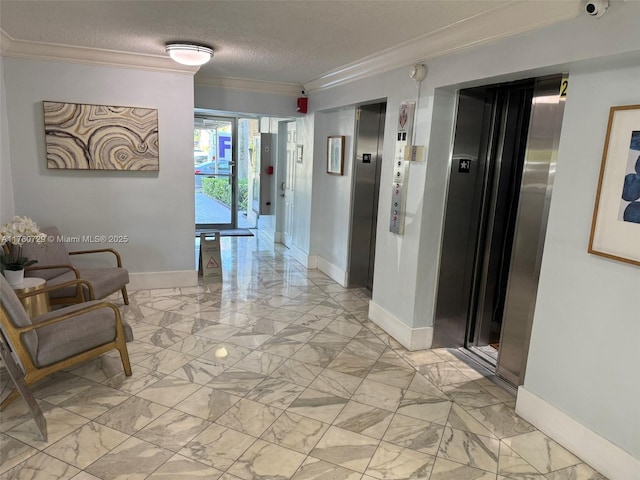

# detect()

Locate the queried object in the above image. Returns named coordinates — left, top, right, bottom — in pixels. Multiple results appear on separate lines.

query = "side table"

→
left=12, top=277, right=51, bottom=318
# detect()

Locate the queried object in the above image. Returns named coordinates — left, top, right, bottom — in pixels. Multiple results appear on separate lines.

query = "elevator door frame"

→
left=433, top=75, right=566, bottom=386
left=347, top=102, right=386, bottom=289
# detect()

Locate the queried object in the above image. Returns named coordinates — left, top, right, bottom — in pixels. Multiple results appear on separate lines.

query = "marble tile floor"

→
left=0, top=236, right=608, bottom=479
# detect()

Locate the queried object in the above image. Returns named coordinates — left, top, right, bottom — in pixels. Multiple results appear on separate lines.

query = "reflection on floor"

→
left=0, top=236, right=607, bottom=479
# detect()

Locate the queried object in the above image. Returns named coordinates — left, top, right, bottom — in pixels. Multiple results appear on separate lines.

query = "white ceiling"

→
left=0, top=1, right=584, bottom=89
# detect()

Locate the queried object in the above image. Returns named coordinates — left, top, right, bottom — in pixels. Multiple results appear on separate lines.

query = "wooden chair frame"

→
left=0, top=279, right=132, bottom=411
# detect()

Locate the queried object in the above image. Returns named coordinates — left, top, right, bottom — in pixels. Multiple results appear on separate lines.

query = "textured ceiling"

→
left=0, top=1, right=579, bottom=85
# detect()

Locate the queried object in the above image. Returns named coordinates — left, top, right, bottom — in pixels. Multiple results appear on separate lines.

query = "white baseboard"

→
left=317, top=256, right=347, bottom=287
left=287, top=244, right=317, bottom=269
left=307, top=254, right=318, bottom=269
left=368, top=300, right=433, bottom=351
left=273, top=231, right=282, bottom=243
left=128, top=270, right=197, bottom=290
left=516, top=387, right=639, bottom=480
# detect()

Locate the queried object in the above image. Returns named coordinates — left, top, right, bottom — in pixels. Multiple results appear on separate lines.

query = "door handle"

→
left=281, top=182, right=286, bottom=191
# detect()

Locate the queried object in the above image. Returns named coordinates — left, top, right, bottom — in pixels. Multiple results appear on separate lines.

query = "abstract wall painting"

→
left=43, top=101, right=159, bottom=171
left=620, top=131, right=640, bottom=222
left=589, top=105, right=640, bottom=266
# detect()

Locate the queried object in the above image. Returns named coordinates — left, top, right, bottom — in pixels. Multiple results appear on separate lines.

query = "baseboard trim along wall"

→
left=516, top=387, right=639, bottom=480
left=368, top=300, right=433, bottom=351
left=128, top=270, right=198, bottom=290
left=317, top=256, right=348, bottom=287
left=287, top=243, right=318, bottom=269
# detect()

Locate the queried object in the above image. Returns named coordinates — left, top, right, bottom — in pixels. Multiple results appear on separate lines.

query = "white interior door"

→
left=283, top=122, right=296, bottom=247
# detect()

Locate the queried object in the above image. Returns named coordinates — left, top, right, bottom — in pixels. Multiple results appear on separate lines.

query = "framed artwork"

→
left=327, top=135, right=345, bottom=175
left=297, top=144, right=304, bottom=163
left=43, top=101, right=159, bottom=171
left=589, top=104, right=640, bottom=266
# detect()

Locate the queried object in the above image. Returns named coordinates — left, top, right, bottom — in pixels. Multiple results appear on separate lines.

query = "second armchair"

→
left=21, top=226, right=129, bottom=306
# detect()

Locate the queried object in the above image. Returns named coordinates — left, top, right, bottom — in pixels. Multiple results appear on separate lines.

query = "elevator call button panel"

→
left=389, top=102, right=415, bottom=235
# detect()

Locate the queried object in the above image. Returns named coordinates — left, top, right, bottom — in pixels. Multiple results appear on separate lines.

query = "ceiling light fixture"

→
left=165, top=43, right=214, bottom=66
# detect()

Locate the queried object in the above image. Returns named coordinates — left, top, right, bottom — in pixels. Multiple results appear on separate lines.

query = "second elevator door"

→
left=434, top=76, right=565, bottom=386
left=349, top=102, right=386, bottom=289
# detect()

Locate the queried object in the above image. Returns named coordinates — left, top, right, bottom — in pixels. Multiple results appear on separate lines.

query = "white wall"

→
left=3, top=57, right=196, bottom=287
left=412, top=87, right=456, bottom=328
left=305, top=69, right=428, bottom=325
left=0, top=56, right=15, bottom=223
left=309, top=108, right=356, bottom=284
left=195, top=83, right=298, bottom=118
left=290, top=114, right=315, bottom=264
left=525, top=61, right=640, bottom=460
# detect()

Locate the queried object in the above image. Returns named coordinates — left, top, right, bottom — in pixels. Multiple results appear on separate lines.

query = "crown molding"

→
left=0, top=29, right=199, bottom=75
left=195, top=74, right=302, bottom=96
left=1, top=0, right=582, bottom=91
left=303, top=1, right=582, bottom=92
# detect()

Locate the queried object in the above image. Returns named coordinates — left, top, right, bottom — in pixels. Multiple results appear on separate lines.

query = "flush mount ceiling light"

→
left=165, top=43, right=214, bottom=66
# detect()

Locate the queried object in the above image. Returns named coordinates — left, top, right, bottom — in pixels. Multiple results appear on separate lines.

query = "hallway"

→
left=0, top=236, right=606, bottom=479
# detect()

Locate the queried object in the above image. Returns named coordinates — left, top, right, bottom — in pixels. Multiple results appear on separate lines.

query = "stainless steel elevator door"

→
left=348, top=103, right=386, bottom=289
left=433, top=89, right=493, bottom=348
left=434, top=75, right=566, bottom=386
left=496, top=77, right=565, bottom=385
left=470, top=84, right=534, bottom=355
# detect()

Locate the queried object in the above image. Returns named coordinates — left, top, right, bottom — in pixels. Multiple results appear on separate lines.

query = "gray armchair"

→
left=21, top=226, right=129, bottom=306
left=0, top=274, right=133, bottom=410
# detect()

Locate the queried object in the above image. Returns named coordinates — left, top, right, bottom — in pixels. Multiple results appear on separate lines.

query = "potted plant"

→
left=0, top=216, right=47, bottom=286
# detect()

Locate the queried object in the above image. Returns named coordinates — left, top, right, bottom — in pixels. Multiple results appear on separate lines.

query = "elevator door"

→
left=348, top=102, right=386, bottom=289
left=434, top=76, right=565, bottom=386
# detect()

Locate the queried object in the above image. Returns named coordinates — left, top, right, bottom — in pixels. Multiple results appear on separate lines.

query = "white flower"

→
left=0, top=216, right=45, bottom=251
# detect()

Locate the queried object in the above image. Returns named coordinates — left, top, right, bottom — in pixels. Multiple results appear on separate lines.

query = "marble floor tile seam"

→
left=304, top=425, right=389, bottom=477
left=2, top=450, right=86, bottom=479
left=391, top=399, right=494, bottom=471
left=173, top=423, right=350, bottom=476
left=302, top=427, right=481, bottom=480
left=58, top=435, right=224, bottom=478
left=132, top=325, right=227, bottom=352
left=46, top=422, right=138, bottom=472
left=128, top=304, right=305, bottom=332
left=2, top=417, right=136, bottom=472
left=2, top=394, right=156, bottom=444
